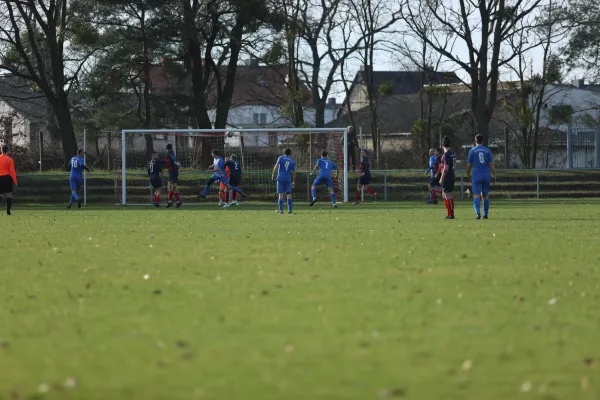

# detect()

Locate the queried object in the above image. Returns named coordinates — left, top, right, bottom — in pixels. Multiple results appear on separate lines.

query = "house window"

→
left=257, top=75, right=267, bottom=87
left=253, top=113, right=267, bottom=125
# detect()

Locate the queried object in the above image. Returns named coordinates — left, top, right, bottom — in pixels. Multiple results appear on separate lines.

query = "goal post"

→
left=119, top=127, right=348, bottom=205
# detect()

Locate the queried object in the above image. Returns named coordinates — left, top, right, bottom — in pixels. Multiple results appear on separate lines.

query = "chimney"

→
left=327, top=98, right=336, bottom=106
left=571, top=78, right=585, bottom=89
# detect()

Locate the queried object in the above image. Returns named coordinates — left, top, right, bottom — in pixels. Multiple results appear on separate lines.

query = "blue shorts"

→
left=313, top=176, right=333, bottom=188
left=277, top=180, right=292, bottom=194
left=212, top=173, right=229, bottom=186
left=168, top=171, right=179, bottom=184
left=70, top=177, right=82, bottom=191
left=472, top=180, right=490, bottom=196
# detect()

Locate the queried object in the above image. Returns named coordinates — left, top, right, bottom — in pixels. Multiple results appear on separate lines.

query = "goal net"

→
left=117, top=128, right=349, bottom=205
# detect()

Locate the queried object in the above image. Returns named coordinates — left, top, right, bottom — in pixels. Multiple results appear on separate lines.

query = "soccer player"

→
left=425, top=148, right=442, bottom=204
left=165, top=143, right=182, bottom=208
left=200, top=149, right=245, bottom=203
left=218, top=157, right=230, bottom=206
left=272, top=148, right=296, bottom=214
left=439, top=136, right=457, bottom=219
left=354, top=149, right=377, bottom=205
left=466, top=134, right=496, bottom=219
left=148, top=151, right=165, bottom=207
left=309, top=150, right=338, bottom=208
left=67, top=149, right=90, bottom=209
left=225, top=154, right=243, bottom=207
left=0, top=144, right=17, bottom=215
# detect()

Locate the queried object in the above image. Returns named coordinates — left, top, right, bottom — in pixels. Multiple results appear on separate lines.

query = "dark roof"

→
left=349, top=69, right=462, bottom=99
left=0, top=76, right=47, bottom=123
left=149, top=62, right=313, bottom=108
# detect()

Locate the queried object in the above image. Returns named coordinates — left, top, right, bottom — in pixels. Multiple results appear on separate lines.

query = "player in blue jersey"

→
left=148, top=151, right=166, bottom=207
left=200, top=149, right=245, bottom=204
left=354, top=149, right=377, bottom=205
left=67, top=149, right=90, bottom=209
left=309, top=150, right=338, bottom=208
left=439, top=136, right=456, bottom=219
left=466, top=134, right=497, bottom=219
left=224, top=154, right=243, bottom=207
left=425, top=148, right=442, bottom=204
left=272, top=148, right=296, bottom=214
left=165, top=143, right=182, bottom=208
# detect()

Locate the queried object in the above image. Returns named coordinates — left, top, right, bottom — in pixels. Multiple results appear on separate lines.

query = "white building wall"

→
left=0, top=101, right=31, bottom=147
left=538, top=85, right=600, bottom=131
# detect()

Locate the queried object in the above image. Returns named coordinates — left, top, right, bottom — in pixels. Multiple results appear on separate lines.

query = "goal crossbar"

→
left=120, top=128, right=349, bottom=205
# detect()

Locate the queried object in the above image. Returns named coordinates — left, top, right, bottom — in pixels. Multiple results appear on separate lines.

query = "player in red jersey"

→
left=354, top=149, right=377, bottom=204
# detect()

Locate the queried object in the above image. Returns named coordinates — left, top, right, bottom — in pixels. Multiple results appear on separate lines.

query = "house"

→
left=0, top=77, right=48, bottom=148
left=340, top=68, right=461, bottom=114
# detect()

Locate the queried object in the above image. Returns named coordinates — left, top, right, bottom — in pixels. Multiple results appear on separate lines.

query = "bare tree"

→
left=0, top=0, right=102, bottom=164
left=401, top=0, right=545, bottom=144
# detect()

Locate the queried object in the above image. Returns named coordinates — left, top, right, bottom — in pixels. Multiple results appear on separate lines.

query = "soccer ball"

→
left=226, top=131, right=234, bottom=138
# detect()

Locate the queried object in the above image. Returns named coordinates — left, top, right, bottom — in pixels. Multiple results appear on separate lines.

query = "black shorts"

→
left=229, top=177, right=241, bottom=187
left=0, top=175, right=13, bottom=193
left=168, top=171, right=179, bottom=184
left=429, top=176, right=440, bottom=187
left=150, top=178, right=162, bottom=189
left=442, top=179, right=455, bottom=193
left=358, top=174, right=372, bottom=185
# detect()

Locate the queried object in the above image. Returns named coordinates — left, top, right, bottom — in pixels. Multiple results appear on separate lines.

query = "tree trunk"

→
left=141, top=10, right=154, bottom=161
left=54, top=95, right=78, bottom=165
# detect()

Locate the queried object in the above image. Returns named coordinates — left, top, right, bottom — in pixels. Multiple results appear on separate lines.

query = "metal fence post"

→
left=536, top=170, right=540, bottom=199
left=38, top=131, right=43, bottom=172
left=306, top=173, right=310, bottom=202
left=567, top=125, right=573, bottom=169
left=460, top=171, right=464, bottom=200
left=384, top=172, right=388, bottom=201
left=594, top=126, right=600, bottom=168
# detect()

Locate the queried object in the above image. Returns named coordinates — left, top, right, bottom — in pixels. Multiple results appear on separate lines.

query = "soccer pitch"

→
left=1, top=200, right=599, bottom=400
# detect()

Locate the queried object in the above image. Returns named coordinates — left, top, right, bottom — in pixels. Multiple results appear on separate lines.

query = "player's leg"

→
left=4, top=192, right=12, bottom=215
left=309, top=177, right=321, bottom=207
left=286, top=189, right=293, bottom=213
left=219, top=183, right=225, bottom=205
left=201, top=174, right=219, bottom=198
left=327, top=179, right=337, bottom=207
left=173, top=183, right=182, bottom=208
left=355, top=182, right=362, bottom=205
left=363, top=175, right=376, bottom=200
left=276, top=181, right=284, bottom=213
left=443, top=180, right=455, bottom=219
left=68, top=178, right=78, bottom=209
left=482, top=182, right=490, bottom=218
left=472, top=181, right=482, bottom=218
left=224, top=177, right=245, bottom=201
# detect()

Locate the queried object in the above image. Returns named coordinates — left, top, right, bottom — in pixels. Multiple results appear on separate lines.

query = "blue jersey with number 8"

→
left=276, top=156, right=296, bottom=182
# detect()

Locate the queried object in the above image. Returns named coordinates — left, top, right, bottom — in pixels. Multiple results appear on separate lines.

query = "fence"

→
left=14, top=168, right=600, bottom=205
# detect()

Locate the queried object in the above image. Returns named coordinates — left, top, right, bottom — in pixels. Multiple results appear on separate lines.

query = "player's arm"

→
left=311, top=163, right=319, bottom=175
left=489, top=161, right=496, bottom=183
left=439, top=156, right=448, bottom=184
left=425, top=158, right=434, bottom=175
left=271, top=160, right=279, bottom=180
left=466, top=149, right=473, bottom=179
left=9, top=158, right=17, bottom=186
left=292, top=170, right=296, bottom=187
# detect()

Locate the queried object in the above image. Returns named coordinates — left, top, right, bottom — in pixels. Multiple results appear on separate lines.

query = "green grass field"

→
left=1, top=200, right=600, bottom=400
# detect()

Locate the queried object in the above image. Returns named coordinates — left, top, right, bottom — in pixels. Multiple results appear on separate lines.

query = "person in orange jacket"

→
left=0, top=144, right=18, bottom=215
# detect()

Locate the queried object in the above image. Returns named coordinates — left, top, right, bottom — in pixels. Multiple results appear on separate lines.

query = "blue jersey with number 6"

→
left=316, top=158, right=337, bottom=178
left=468, top=145, right=493, bottom=183
left=276, top=156, right=296, bottom=182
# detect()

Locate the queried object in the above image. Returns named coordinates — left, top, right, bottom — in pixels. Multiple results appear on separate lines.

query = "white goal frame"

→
left=120, top=128, right=349, bottom=205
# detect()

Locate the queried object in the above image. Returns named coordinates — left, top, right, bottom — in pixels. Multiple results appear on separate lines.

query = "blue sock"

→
left=287, top=198, right=293, bottom=212
left=278, top=199, right=284, bottom=212
left=202, top=184, right=210, bottom=197
left=72, top=192, right=79, bottom=201
left=231, top=186, right=244, bottom=195
left=331, top=193, right=337, bottom=205
left=429, top=192, right=433, bottom=202
left=474, top=197, right=481, bottom=215
left=483, top=199, right=490, bottom=216
left=311, top=188, right=316, bottom=199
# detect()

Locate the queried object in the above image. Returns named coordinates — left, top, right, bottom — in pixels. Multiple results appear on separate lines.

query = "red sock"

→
left=174, top=192, right=180, bottom=202
left=225, top=191, right=229, bottom=203
left=450, top=199, right=455, bottom=217
left=356, top=190, right=361, bottom=201
left=219, top=191, right=224, bottom=201
left=444, top=199, right=450, bottom=216
left=365, top=187, right=375, bottom=196
left=431, top=190, right=437, bottom=201
left=233, top=192, right=238, bottom=201
left=168, top=191, right=173, bottom=201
